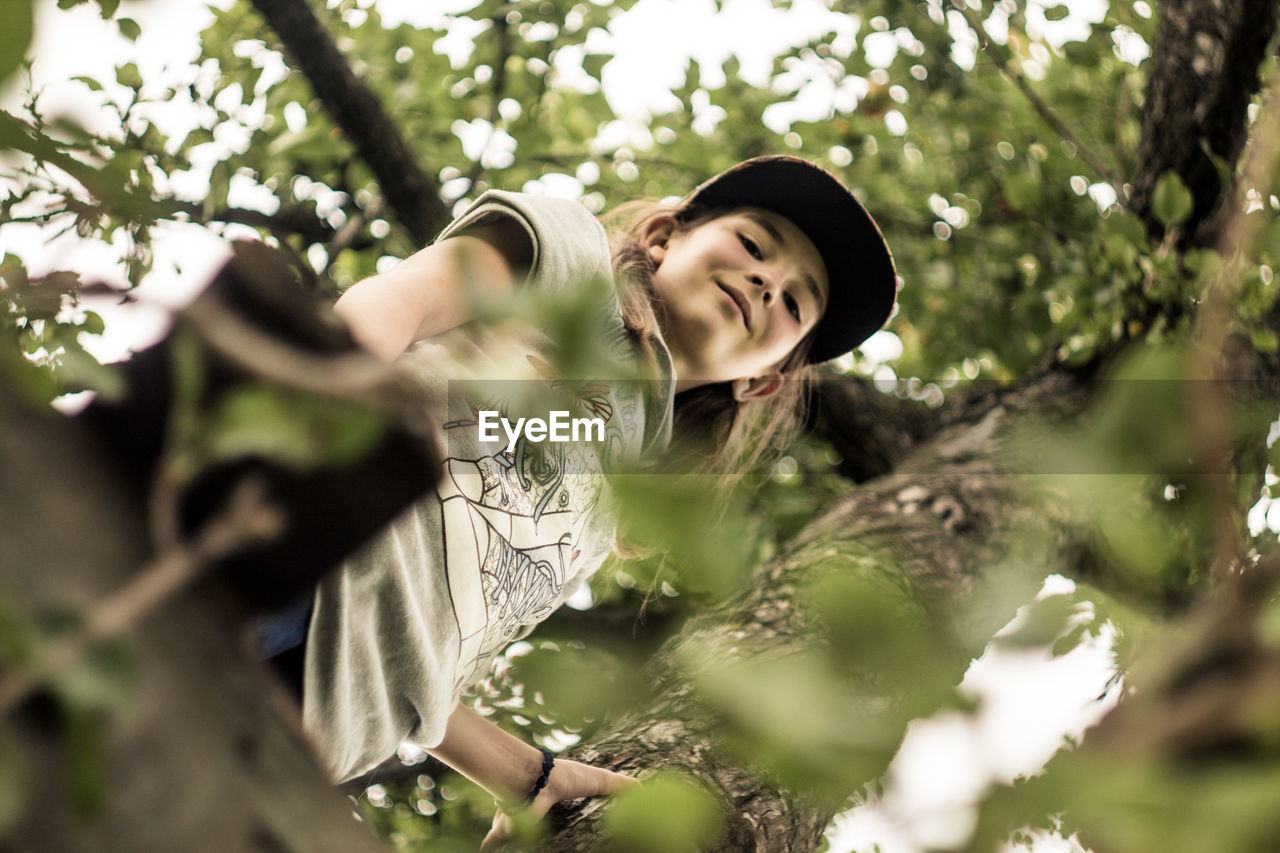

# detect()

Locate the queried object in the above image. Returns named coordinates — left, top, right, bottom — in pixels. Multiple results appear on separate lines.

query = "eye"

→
left=783, top=291, right=801, bottom=322
left=737, top=233, right=763, bottom=260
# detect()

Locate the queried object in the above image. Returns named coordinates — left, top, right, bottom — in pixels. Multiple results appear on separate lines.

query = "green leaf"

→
left=70, top=74, right=104, bottom=92
left=604, top=773, right=724, bottom=853
left=509, top=644, right=646, bottom=727
left=53, top=638, right=135, bottom=715
left=1043, top=4, right=1070, bottom=21
left=993, top=594, right=1079, bottom=650
left=1002, top=171, right=1042, bottom=211
left=1151, top=171, right=1194, bottom=227
left=63, top=704, right=108, bottom=814
left=1108, top=209, right=1148, bottom=246
left=1050, top=623, right=1089, bottom=657
left=115, top=61, right=142, bottom=91
left=81, top=310, right=106, bottom=336
left=202, top=385, right=388, bottom=470
left=55, top=347, right=125, bottom=400
left=0, top=0, right=34, bottom=87
left=96, top=0, right=119, bottom=18
left=205, top=158, right=233, bottom=218
left=117, top=17, right=141, bottom=41
left=1063, top=41, right=1101, bottom=68
left=581, top=52, right=608, bottom=81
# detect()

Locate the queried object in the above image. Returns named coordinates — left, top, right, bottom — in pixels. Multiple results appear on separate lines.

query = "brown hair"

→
left=603, top=200, right=817, bottom=478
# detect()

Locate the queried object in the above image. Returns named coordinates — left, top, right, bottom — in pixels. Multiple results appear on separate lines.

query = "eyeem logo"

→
left=478, top=410, right=605, bottom=453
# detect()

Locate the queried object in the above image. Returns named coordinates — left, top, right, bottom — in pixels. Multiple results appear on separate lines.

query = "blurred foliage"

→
left=4, top=0, right=1280, bottom=851
left=0, top=253, right=121, bottom=403
left=604, top=772, right=725, bottom=852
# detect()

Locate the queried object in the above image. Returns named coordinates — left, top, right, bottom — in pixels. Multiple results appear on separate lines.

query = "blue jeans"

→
left=253, top=593, right=313, bottom=658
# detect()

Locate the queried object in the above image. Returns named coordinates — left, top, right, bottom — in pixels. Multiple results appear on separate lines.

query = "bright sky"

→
left=2, top=3, right=1129, bottom=850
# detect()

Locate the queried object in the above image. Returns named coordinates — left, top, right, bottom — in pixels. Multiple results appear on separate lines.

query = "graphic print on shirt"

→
left=437, top=381, right=624, bottom=689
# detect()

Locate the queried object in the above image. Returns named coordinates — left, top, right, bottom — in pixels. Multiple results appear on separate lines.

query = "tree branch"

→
left=171, top=199, right=340, bottom=243
left=322, top=194, right=385, bottom=276
left=806, top=370, right=940, bottom=482
left=248, top=0, right=450, bottom=245
left=1128, top=0, right=1280, bottom=246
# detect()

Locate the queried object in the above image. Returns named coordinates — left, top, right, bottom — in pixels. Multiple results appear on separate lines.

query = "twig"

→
left=490, top=12, right=511, bottom=127
left=170, top=199, right=341, bottom=243
left=321, top=194, right=385, bottom=277
left=0, top=478, right=284, bottom=716
left=948, top=1, right=1127, bottom=203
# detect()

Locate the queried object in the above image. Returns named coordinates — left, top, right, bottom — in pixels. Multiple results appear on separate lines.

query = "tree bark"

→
left=0, top=389, right=390, bottom=853
left=1128, top=0, right=1279, bottom=247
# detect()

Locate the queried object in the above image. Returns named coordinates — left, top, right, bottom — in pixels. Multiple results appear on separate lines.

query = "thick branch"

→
left=0, top=478, right=282, bottom=714
left=539, top=13, right=1280, bottom=836
left=248, top=0, right=450, bottom=245
left=806, top=371, right=940, bottom=482
left=1129, top=0, right=1280, bottom=246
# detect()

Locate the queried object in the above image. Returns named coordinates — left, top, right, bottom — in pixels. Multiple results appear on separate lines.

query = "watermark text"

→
left=478, top=410, right=605, bottom=453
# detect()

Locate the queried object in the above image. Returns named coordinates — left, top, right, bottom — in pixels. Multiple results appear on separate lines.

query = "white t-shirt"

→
left=302, top=191, right=674, bottom=782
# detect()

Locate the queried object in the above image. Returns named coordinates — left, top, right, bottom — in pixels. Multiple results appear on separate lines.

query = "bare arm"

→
left=333, top=218, right=534, bottom=362
left=428, top=704, right=638, bottom=848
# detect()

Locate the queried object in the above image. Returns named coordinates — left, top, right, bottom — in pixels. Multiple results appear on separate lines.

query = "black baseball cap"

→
left=677, top=155, right=898, bottom=364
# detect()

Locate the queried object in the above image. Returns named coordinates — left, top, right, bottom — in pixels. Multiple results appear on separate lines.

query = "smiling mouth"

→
left=717, top=281, right=751, bottom=330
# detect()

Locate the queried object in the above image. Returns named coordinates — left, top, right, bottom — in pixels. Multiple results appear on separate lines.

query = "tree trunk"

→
left=0, top=389, right=390, bottom=853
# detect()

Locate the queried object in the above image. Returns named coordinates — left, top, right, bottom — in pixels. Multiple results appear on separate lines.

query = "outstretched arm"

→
left=428, top=704, right=638, bottom=848
left=333, top=218, right=534, bottom=362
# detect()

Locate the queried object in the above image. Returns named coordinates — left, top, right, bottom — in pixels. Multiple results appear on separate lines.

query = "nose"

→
left=748, top=273, right=775, bottom=304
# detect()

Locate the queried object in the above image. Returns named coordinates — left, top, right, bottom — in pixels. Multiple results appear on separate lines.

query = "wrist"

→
left=429, top=706, right=555, bottom=807
left=522, top=747, right=555, bottom=805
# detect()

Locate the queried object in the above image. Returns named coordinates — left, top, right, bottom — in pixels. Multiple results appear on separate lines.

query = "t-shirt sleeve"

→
left=437, top=190, right=673, bottom=459
left=435, top=190, right=615, bottom=299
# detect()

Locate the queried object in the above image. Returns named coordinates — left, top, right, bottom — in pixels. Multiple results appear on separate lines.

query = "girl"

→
left=282, top=155, right=895, bottom=842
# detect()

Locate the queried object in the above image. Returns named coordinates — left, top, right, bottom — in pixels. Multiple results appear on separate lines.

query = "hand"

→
left=480, top=757, right=639, bottom=851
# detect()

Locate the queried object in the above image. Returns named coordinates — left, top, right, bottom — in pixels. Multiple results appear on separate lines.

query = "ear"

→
left=641, top=214, right=678, bottom=264
left=731, top=372, right=783, bottom=402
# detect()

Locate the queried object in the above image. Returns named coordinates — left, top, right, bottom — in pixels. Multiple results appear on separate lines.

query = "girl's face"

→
left=647, top=207, right=829, bottom=396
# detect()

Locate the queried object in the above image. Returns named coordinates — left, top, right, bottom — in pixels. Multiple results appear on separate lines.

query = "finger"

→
left=553, top=759, right=639, bottom=799
left=481, top=812, right=512, bottom=852
left=596, top=768, right=642, bottom=795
